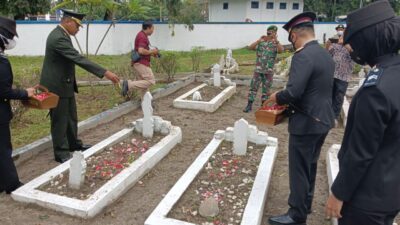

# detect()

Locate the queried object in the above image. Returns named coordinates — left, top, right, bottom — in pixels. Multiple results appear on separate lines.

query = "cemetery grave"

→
left=145, top=119, right=278, bottom=225
left=173, top=65, right=236, bottom=112
left=11, top=92, right=182, bottom=218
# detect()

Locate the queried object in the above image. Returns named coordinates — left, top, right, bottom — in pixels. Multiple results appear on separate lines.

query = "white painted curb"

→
left=341, top=97, right=350, bottom=128
left=145, top=129, right=278, bottom=225
left=11, top=119, right=182, bottom=219
left=326, top=144, right=341, bottom=225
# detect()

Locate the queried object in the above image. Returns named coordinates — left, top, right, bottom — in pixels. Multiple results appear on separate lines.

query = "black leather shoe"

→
left=121, top=80, right=129, bottom=97
left=5, top=181, right=24, bottom=194
left=78, top=144, right=92, bottom=151
left=268, top=214, right=306, bottom=225
left=55, top=155, right=71, bottom=163
left=243, top=101, right=253, bottom=113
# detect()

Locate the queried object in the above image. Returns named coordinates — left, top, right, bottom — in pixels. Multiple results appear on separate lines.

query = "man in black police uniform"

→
left=326, top=1, right=400, bottom=224
left=267, top=12, right=335, bottom=225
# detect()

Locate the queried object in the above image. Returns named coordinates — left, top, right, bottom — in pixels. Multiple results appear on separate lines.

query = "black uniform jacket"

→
left=332, top=54, right=400, bottom=212
left=0, top=55, right=28, bottom=124
left=276, top=40, right=335, bottom=135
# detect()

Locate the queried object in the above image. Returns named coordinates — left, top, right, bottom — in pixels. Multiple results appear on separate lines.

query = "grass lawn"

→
left=8, top=48, right=292, bottom=148
left=9, top=48, right=291, bottom=83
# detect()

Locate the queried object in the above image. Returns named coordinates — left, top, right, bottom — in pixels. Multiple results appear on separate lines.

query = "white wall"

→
left=209, top=0, right=304, bottom=22
left=209, top=0, right=248, bottom=22
left=248, top=0, right=304, bottom=22
left=9, top=22, right=340, bottom=56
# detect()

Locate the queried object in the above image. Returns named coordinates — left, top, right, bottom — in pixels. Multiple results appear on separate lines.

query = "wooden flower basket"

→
left=255, top=108, right=286, bottom=126
left=22, top=85, right=59, bottom=110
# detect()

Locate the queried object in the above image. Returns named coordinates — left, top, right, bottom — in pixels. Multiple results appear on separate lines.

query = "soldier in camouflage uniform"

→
left=243, top=25, right=284, bottom=113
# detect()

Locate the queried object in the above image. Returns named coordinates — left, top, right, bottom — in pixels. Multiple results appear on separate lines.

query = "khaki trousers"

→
left=128, top=63, right=155, bottom=96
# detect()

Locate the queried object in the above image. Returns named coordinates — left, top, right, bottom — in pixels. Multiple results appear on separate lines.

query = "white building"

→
left=209, top=0, right=304, bottom=22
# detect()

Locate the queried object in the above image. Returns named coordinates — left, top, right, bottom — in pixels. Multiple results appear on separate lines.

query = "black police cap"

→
left=0, top=16, right=18, bottom=38
left=283, top=12, right=316, bottom=41
left=344, top=0, right=395, bottom=44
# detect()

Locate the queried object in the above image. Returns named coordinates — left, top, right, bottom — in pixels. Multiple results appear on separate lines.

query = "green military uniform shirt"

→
left=255, top=40, right=278, bottom=74
left=40, top=26, right=106, bottom=97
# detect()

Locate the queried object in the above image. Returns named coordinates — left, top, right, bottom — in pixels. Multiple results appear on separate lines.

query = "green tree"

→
left=305, top=0, right=399, bottom=21
left=0, top=0, right=51, bottom=20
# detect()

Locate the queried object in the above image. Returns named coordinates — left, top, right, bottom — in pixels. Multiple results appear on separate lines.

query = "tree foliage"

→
left=0, top=0, right=51, bottom=20
left=305, top=0, right=400, bottom=21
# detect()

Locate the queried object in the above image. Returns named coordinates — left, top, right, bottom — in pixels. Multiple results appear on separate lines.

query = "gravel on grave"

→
left=184, top=85, right=225, bottom=102
left=37, top=132, right=164, bottom=200
left=168, top=141, right=264, bottom=225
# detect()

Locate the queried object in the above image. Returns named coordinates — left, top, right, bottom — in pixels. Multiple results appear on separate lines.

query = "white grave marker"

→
left=212, top=64, right=221, bottom=87
left=227, top=48, right=233, bottom=59
left=142, top=92, right=154, bottom=138
left=233, top=118, right=249, bottom=155
left=69, top=151, right=86, bottom=190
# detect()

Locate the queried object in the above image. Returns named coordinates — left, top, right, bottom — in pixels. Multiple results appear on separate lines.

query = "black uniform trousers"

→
left=339, top=203, right=399, bottom=225
left=0, top=122, right=20, bottom=192
left=332, top=78, right=348, bottom=119
left=50, top=97, right=83, bottom=159
left=287, top=132, right=329, bottom=222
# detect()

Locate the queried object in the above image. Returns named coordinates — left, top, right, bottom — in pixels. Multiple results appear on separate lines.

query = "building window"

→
left=280, top=2, right=287, bottom=9
left=251, top=1, right=259, bottom=9
left=266, top=2, right=274, bottom=9
left=223, top=2, right=229, bottom=10
left=293, top=3, right=300, bottom=10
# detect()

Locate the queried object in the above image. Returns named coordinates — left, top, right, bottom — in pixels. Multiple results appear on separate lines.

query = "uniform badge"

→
left=362, top=67, right=383, bottom=87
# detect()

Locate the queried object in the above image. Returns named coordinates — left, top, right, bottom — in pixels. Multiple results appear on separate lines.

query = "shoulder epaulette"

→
left=362, top=67, right=384, bottom=87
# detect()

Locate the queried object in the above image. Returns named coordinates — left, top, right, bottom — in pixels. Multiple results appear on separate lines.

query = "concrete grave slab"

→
left=173, top=79, right=236, bottom=113
left=145, top=119, right=278, bottom=225
left=11, top=117, right=182, bottom=219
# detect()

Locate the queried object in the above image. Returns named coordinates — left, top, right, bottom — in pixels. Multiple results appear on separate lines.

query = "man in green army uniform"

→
left=40, top=9, right=120, bottom=163
left=243, top=25, right=284, bottom=113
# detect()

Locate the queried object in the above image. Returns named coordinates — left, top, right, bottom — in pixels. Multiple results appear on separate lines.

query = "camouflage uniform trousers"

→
left=247, top=71, right=274, bottom=102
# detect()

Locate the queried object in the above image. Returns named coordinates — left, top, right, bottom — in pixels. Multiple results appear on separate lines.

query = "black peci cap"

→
left=0, top=16, right=18, bottom=38
left=344, top=0, right=395, bottom=44
left=61, top=9, right=86, bottom=27
left=283, top=12, right=316, bottom=41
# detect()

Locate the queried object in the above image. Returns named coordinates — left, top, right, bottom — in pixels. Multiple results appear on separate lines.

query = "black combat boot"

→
left=243, top=101, right=253, bottom=113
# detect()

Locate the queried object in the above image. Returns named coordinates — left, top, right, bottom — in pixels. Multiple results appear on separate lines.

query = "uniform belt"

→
left=288, top=103, right=330, bottom=127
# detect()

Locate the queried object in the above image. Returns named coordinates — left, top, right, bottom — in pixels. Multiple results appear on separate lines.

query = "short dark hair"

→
left=142, top=20, right=153, bottom=30
left=291, top=25, right=315, bottom=36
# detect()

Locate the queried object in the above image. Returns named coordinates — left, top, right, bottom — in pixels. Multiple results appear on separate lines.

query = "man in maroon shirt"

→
left=121, top=21, right=159, bottom=98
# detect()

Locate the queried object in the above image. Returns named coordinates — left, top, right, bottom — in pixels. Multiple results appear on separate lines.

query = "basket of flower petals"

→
left=255, top=102, right=287, bottom=126
left=22, top=85, right=59, bottom=109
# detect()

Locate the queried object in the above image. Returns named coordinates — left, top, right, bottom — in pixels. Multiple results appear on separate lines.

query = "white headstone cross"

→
left=69, top=151, right=87, bottom=190
left=233, top=118, right=249, bottom=155
left=142, top=92, right=154, bottom=138
left=212, top=64, right=221, bottom=87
